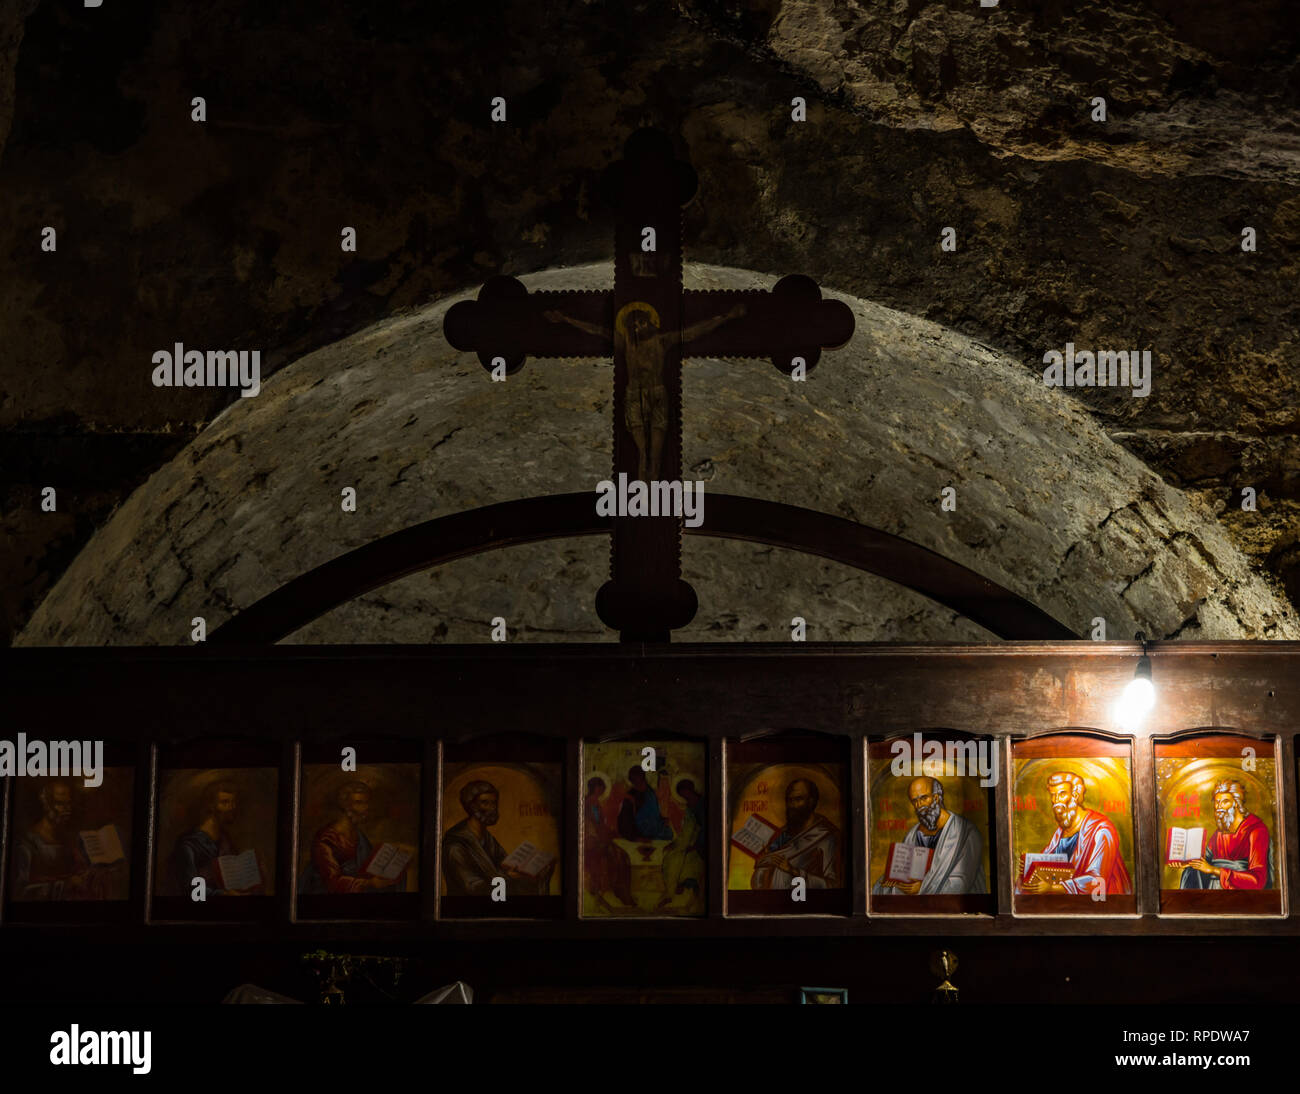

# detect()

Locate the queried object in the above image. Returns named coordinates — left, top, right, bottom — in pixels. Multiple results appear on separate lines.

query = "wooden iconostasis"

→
left=1, top=728, right=1292, bottom=931
left=2, top=642, right=1298, bottom=944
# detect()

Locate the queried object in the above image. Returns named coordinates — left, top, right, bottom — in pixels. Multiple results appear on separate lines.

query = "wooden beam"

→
left=208, top=492, right=1074, bottom=643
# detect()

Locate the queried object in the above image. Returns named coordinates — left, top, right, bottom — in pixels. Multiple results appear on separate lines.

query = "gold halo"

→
left=614, top=301, right=660, bottom=339
left=585, top=769, right=613, bottom=802
left=668, top=771, right=703, bottom=803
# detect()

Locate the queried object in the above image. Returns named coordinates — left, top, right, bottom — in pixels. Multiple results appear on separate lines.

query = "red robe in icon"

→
left=1205, top=814, right=1270, bottom=890
left=1042, top=808, right=1131, bottom=896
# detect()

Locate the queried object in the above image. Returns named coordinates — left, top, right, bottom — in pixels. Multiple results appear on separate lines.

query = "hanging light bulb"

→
left=1115, top=631, right=1156, bottom=731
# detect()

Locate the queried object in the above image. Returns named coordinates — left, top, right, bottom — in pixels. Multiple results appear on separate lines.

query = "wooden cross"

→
left=445, top=129, right=854, bottom=641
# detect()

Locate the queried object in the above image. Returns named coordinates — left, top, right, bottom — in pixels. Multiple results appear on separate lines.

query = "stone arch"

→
left=17, top=264, right=1297, bottom=645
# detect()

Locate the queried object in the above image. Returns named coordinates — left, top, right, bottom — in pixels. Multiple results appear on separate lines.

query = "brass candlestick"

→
left=930, top=949, right=959, bottom=1004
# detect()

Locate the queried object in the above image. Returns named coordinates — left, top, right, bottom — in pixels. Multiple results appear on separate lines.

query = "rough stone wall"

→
left=3, top=1, right=1297, bottom=641
left=17, top=265, right=1296, bottom=646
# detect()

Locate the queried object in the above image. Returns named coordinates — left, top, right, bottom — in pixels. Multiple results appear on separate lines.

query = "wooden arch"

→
left=210, top=492, right=1076, bottom=643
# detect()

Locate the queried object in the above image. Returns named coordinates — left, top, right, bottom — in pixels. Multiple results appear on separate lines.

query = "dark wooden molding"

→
left=8, top=642, right=1295, bottom=739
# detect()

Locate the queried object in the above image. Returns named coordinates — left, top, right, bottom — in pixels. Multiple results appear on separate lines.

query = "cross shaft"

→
left=445, top=130, right=854, bottom=640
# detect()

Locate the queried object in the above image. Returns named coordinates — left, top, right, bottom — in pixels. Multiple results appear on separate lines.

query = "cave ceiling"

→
left=1, top=0, right=1297, bottom=642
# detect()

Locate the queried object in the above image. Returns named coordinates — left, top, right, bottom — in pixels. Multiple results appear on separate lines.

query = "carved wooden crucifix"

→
left=444, top=129, right=854, bottom=641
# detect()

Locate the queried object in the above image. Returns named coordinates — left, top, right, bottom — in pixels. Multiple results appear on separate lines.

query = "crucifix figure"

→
left=545, top=300, right=746, bottom=481
left=445, top=128, right=854, bottom=641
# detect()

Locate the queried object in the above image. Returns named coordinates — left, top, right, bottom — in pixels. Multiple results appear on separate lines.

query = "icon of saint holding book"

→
left=1173, top=779, right=1272, bottom=890
left=442, top=779, right=556, bottom=897
left=1019, top=771, right=1130, bottom=896
left=172, top=779, right=263, bottom=896
left=14, top=779, right=125, bottom=900
left=751, top=778, right=841, bottom=890
left=301, top=779, right=411, bottom=894
left=871, top=776, right=985, bottom=895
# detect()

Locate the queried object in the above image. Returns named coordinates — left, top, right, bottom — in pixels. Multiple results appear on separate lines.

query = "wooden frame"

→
left=1152, top=731, right=1284, bottom=916
left=440, top=732, right=566, bottom=920
left=726, top=731, right=852, bottom=916
left=1009, top=731, right=1139, bottom=916
left=866, top=730, right=997, bottom=917
left=799, top=986, right=848, bottom=1003
left=2, top=640, right=1298, bottom=940
left=296, top=737, right=423, bottom=922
